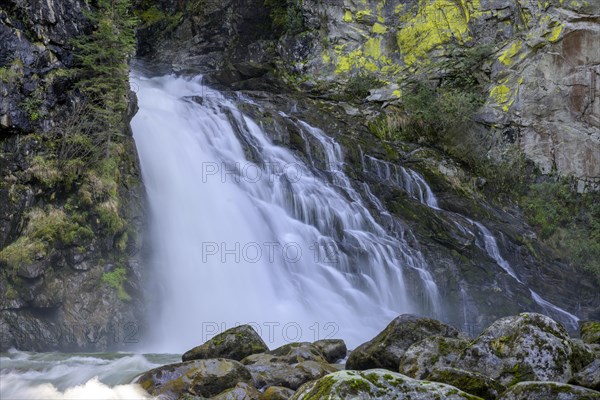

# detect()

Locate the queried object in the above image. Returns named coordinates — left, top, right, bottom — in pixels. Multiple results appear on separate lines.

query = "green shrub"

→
left=102, top=266, right=131, bottom=301
left=345, top=73, right=385, bottom=100
left=264, top=0, right=305, bottom=34
left=522, top=180, right=600, bottom=283
left=0, top=237, right=45, bottom=272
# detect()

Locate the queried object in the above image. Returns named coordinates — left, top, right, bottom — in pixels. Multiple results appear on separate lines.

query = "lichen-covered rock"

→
left=570, top=339, right=597, bottom=373
left=268, top=342, right=328, bottom=364
left=581, top=322, right=600, bottom=345
left=454, top=313, right=575, bottom=386
left=498, top=381, right=600, bottom=400
left=313, top=339, right=347, bottom=363
left=136, top=358, right=252, bottom=399
left=211, top=382, right=261, bottom=400
left=426, top=367, right=506, bottom=400
left=241, top=352, right=336, bottom=390
left=399, top=335, right=468, bottom=379
left=182, top=325, right=269, bottom=362
left=346, top=314, right=461, bottom=371
left=291, top=369, right=484, bottom=400
left=570, top=360, right=600, bottom=391
left=259, top=386, right=295, bottom=400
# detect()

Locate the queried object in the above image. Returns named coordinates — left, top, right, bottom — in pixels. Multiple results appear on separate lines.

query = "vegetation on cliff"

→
left=0, top=0, right=138, bottom=297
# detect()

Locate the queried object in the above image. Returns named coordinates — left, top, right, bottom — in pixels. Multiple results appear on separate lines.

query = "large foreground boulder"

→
left=498, top=381, right=600, bottom=400
left=241, top=342, right=336, bottom=390
left=313, top=339, right=347, bottom=363
left=399, top=335, right=469, bottom=379
left=570, top=360, right=600, bottom=391
left=136, top=358, right=252, bottom=399
left=346, top=314, right=462, bottom=371
left=260, top=386, right=296, bottom=400
left=182, top=325, right=269, bottom=362
left=211, top=382, right=261, bottom=400
left=291, top=369, right=484, bottom=399
left=426, top=367, right=506, bottom=400
left=454, top=313, right=580, bottom=386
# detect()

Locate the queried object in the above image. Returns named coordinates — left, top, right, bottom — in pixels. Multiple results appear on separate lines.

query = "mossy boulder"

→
left=268, top=342, right=328, bottom=364
left=570, top=360, right=600, bottom=391
left=346, top=314, right=461, bottom=371
left=581, top=322, right=600, bottom=345
left=211, top=382, right=261, bottom=399
left=313, top=339, right=347, bottom=363
left=570, top=339, right=597, bottom=373
left=182, top=325, right=269, bottom=362
left=260, top=386, right=295, bottom=400
left=291, top=369, right=484, bottom=399
left=426, top=367, right=506, bottom=400
left=399, top=335, right=469, bottom=379
left=498, top=381, right=600, bottom=400
left=454, top=313, right=576, bottom=386
left=241, top=354, right=336, bottom=390
left=136, top=358, right=252, bottom=399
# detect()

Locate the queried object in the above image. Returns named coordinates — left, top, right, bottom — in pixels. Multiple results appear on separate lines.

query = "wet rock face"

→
left=0, top=0, right=145, bottom=351
left=136, top=0, right=276, bottom=79
left=0, top=0, right=91, bottom=134
left=182, top=325, right=269, bottom=362
left=345, top=314, right=461, bottom=371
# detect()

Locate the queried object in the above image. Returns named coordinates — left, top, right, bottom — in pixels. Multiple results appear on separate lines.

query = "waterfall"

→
left=362, top=156, right=439, bottom=209
left=130, top=74, right=441, bottom=351
left=472, top=222, right=579, bottom=330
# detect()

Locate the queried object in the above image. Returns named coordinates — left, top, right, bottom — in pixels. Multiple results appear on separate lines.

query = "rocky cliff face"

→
left=0, top=0, right=145, bottom=351
left=135, top=0, right=599, bottom=330
left=141, top=0, right=599, bottom=190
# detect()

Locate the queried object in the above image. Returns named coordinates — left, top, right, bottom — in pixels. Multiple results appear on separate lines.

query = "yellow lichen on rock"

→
left=373, top=22, right=387, bottom=34
left=498, top=41, right=524, bottom=66
left=395, top=0, right=483, bottom=67
left=343, top=10, right=353, bottom=23
left=331, top=34, right=398, bottom=75
left=546, top=23, right=563, bottom=42
left=489, top=77, right=523, bottom=112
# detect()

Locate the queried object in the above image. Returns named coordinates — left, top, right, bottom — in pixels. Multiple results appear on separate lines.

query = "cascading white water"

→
left=131, top=74, right=442, bottom=351
left=472, top=222, right=579, bottom=330
left=361, top=153, right=580, bottom=332
left=0, top=350, right=177, bottom=400
left=362, top=155, right=439, bottom=209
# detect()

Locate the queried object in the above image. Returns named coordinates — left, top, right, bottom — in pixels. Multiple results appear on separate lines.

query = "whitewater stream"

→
left=0, top=72, right=579, bottom=398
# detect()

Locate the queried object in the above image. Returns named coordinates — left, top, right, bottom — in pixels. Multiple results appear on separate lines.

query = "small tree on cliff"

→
left=72, top=0, right=137, bottom=158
